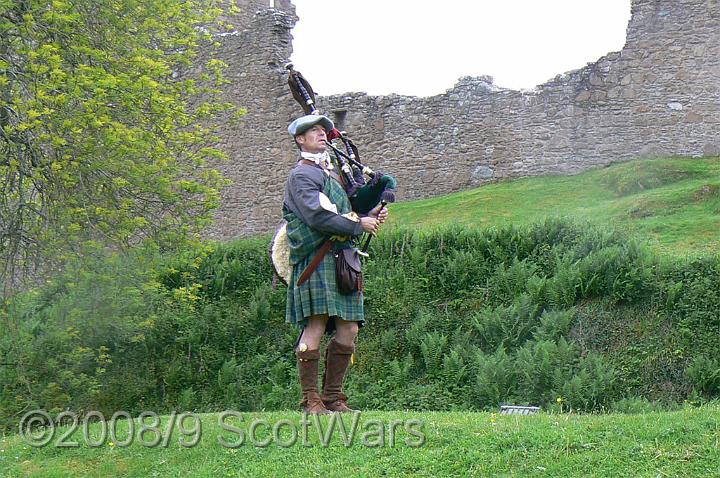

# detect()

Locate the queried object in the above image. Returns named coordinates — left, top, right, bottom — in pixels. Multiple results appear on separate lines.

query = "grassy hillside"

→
left=2, top=407, right=720, bottom=477
left=3, top=157, right=720, bottom=477
left=390, top=157, right=720, bottom=255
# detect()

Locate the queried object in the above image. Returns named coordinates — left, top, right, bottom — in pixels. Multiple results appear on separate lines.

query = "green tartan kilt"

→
left=285, top=248, right=364, bottom=329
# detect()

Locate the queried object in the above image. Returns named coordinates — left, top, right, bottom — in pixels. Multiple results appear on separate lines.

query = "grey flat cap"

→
left=288, top=114, right=334, bottom=136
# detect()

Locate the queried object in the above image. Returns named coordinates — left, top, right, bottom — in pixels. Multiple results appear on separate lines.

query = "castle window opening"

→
left=333, top=110, right=347, bottom=131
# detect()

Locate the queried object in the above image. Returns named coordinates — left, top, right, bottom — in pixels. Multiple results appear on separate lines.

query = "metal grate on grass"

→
left=500, top=405, right=540, bottom=415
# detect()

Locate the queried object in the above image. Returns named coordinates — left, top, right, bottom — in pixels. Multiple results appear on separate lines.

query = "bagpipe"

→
left=269, top=64, right=398, bottom=287
left=285, top=63, right=397, bottom=218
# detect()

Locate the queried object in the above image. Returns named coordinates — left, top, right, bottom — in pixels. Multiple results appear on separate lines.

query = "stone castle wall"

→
left=206, top=0, right=720, bottom=240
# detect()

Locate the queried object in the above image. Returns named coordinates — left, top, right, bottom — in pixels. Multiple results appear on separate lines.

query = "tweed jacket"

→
left=283, top=161, right=365, bottom=327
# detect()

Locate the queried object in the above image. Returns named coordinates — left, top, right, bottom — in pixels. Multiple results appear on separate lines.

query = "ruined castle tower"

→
left=207, top=0, right=720, bottom=240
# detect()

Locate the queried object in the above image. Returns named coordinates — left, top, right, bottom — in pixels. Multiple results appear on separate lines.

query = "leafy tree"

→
left=0, top=0, right=236, bottom=294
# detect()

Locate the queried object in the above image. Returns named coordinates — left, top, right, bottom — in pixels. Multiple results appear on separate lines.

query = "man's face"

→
left=296, top=125, right=327, bottom=153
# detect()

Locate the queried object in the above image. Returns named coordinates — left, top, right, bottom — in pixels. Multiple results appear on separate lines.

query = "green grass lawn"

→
left=389, top=157, right=720, bottom=256
left=2, top=407, right=719, bottom=477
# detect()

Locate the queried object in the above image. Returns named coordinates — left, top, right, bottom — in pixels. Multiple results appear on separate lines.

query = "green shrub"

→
left=3, top=218, right=720, bottom=431
left=472, top=294, right=540, bottom=351
left=419, top=332, right=448, bottom=378
left=474, top=346, right=517, bottom=407
left=686, top=355, right=720, bottom=396
left=610, top=396, right=669, bottom=414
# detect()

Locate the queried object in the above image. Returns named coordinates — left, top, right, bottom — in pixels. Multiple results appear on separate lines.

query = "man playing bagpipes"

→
left=282, top=113, right=389, bottom=414
left=273, top=64, right=398, bottom=414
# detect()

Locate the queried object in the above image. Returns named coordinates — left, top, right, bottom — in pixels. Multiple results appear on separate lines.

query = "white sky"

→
left=290, top=1, right=632, bottom=97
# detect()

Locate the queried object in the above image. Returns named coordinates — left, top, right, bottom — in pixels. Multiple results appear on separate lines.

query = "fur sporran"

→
left=334, top=248, right=363, bottom=294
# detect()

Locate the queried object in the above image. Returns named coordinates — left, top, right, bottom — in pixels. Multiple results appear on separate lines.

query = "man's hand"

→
left=368, top=203, right=389, bottom=224
left=360, top=216, right=379, bottom=235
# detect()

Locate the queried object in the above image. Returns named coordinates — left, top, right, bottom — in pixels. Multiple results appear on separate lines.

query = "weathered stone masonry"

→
left=207, top=0, right=720, bottom=240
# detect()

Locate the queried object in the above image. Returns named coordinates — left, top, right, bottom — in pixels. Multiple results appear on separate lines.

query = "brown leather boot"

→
left=321, top=339, right=357, bottom=413
left=297, top=349, right=331, bottom=414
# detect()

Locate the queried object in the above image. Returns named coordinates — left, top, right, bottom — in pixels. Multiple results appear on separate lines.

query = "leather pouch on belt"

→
left=334, top=248, right=363, bottom=294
